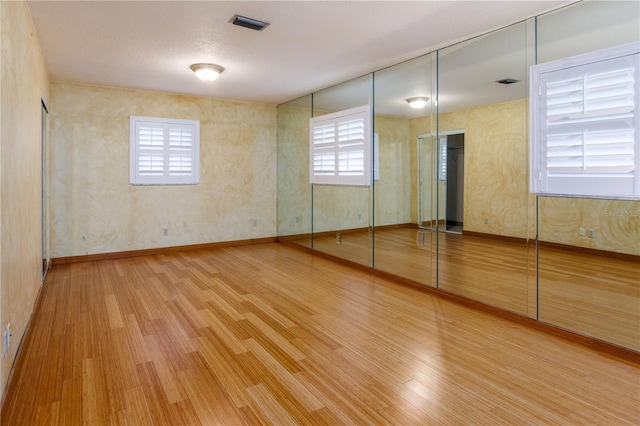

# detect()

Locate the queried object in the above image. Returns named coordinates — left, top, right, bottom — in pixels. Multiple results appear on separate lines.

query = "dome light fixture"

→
left=406, top=96, right=430, bottom=108
left=190, top=63, right=225, bottom=81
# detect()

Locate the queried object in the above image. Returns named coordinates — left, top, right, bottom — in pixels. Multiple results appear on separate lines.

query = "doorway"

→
left=418, top=131, right=464, bottom=234
left=418, top=134, right=438, bottom=230
left=444, top=133, right=464, bottom=233
left=41, top=99, right=50, bottom=281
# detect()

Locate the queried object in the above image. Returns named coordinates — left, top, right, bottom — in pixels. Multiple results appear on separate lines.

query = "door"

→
left=41, top=100, right=50, bottom=281
left=419, top=132, right=464, bottom=232
left=418, top=135, right=438, bottom=230
left=444, top=133, right=464, bottom=233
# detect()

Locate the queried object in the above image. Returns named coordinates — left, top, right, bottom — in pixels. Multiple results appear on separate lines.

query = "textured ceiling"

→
left=27, top=1, right=574, bottom=106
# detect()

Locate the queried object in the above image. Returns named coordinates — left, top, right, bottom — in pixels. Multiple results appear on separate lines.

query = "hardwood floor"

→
left=2, top=243, right=639, bottom=425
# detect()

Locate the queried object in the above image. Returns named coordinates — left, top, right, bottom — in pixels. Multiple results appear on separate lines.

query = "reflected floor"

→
left=538, top=245, right=640, bottom=352
left=295, top=228, right=529, bottom=314
left=311, top=230, right=373, bottom=267
left=285, top=227, right=639, bottom=352
left=436, top=230, right=529, bottom=315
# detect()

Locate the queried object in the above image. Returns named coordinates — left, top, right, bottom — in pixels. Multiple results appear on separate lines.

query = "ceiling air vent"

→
left=231, top=14, right=270, bottom=31
left=496, top=78, right=520, bottom=85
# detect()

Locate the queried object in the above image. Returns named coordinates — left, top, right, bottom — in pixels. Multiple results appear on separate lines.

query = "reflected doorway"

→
left=444, top=133, right=464, bottom=233
left=418, top=134, right=438, bottom=230
left=418, top=131, right=465, bottom=234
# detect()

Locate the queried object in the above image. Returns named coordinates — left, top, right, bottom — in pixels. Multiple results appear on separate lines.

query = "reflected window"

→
left=309, top=105, right=371, bottom=186
left=439, top=137, right=447, bottom=181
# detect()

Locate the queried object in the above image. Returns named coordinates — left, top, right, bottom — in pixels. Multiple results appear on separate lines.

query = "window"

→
left=130, top=116, right=200, bottom=185
left=310, top=105, right=371, bottom=186
left=439, top=137, right=447, bottom=181
left=530, top=42, right=640, bottom=198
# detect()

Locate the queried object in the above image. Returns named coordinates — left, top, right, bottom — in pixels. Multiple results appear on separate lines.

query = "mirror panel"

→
left=276, top=0, right=639, bottom=351
left=277, top=95, right=312, bottom=247
left=537, top=197, right=640, bottom=351
left=311, top=75, right=373, bottom=266
left=536, top=1, right=640, bottom=351
left=372, top=54, right=436, bottom=285
left=537, top=0, right=640, bottom=63
left=436, top=22, right=530, bottom=314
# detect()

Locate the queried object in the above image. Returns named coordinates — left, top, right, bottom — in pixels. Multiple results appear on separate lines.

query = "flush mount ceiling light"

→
left=190, top=63, right=225, bottom=81
left=406, top=97, right=430, bottom=108
left=231, top=14, right=270, bottom=31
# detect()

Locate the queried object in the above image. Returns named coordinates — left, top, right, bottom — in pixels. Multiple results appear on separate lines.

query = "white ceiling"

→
left=27, top=0, right=575, bottom=106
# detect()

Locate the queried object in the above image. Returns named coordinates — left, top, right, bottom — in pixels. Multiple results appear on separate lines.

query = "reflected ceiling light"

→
left=190, top=63, right=225, bottom=81
left=406, top=96, right=429, bottom=108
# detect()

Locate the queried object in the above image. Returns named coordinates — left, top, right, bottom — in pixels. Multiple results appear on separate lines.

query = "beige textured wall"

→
left=538, top=197, right=640, bottom=256
left=0, top=0, right=50, bottom=393
left=277, top=105, right=311, bottom=237
left=373, top=115, right=412, bottom=227
left=50, top=83, right=277, bottom=258
left=411, top=99, right=529, bottom=238
left=312, top=186, right=370, bottom=232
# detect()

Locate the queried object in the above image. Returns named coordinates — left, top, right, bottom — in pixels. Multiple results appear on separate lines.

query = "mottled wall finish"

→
left=373, top=115, right=412, bottom=227
left=538, top=198, right=640, bottom=256
left=0, top=0, right=50, bottom=393
left=51, top=83, right=276, bottom=257
left=312, top=186, right=370, bottom=232
left=411, top=99, right=529, bottom=238
left=277, top=105, right=311, bottom=237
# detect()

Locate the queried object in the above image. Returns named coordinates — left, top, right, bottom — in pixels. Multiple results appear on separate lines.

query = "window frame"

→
left=309, top=105, right=372, bottom=187
left=530, top=41, right=640, bottom=199
left=130, top=116, right=200, bottom=186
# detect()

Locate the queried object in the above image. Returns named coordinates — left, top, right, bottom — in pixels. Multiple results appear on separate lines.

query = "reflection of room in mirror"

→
left=277, top=0, right=640, bottom=355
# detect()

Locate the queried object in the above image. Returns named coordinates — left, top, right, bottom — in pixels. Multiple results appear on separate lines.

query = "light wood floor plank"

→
left=2, top=242, right=638, bottom=425
left=310, top=227, right=640, bottom=351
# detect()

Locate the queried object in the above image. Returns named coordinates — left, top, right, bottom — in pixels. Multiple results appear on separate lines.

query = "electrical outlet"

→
left=484, top=218, right=489, bottom=224
left=295, top=215, right=300, bottom=224
left=3, top=324, right=11, bottom=358
left=252, top=218, right=258, bottom=227
left=162, top=227, right=169, bottom=237
left=336, top=232, right=342, bottom=244
left=588, top=229, right=596, bottom=238
left=358, top=213, right=362, bottom=220
left=579, top=228, right=586, bottom=236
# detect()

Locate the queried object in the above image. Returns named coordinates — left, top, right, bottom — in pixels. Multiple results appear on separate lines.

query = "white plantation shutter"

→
left=531, top=42, right=640, bottom=198
left=338, top=118, right=365, bottom=176
left=312, top=123, right=336, bottom=177
left=168, top=126, right=195, bottom=177
left=310, top=105, right=371, bottom=186
left=130, top=116, right=200, bottom=185
left=439, top=137, right=447, bottom=181
left=137, top=125, right=164, bottom=177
